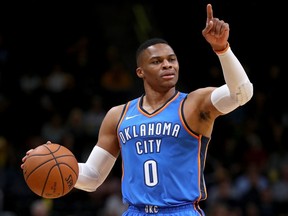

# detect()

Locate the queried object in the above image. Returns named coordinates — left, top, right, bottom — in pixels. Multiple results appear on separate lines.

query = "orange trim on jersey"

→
left=178, top=99, right=200, bottom=139
left=179, top=98, right=210, bottom=202
left=137, top=91, right=181, bottom=117
left=117, top=101, right=131, bottom=145
left=202, top=136, right=209, bottom=200
left=197, top=135, right=203, bottom=202
left=117, top=102, right=131, bottom=142
left=117, top=101, right=131, bottom=182
left=199, top=134, right=210, bottom=201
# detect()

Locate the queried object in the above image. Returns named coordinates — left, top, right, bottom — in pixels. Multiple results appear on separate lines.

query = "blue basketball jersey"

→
left=117, top=91, right=210, bottom=207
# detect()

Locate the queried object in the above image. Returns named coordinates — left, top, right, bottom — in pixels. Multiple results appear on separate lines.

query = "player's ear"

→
left=136, top=67, right=144, bottom=78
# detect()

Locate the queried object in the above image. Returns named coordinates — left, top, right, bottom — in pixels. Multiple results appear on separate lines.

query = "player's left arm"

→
left=211, top=47, right=253, bottom=114
left=202, top=4, right=253, bottom=114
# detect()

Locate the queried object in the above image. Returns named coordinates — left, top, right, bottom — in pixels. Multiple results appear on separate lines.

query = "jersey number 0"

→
left=144, top=160, right=158, bottom=187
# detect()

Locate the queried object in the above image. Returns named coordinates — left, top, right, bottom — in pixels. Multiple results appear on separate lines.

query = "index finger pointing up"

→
left=206, top=4, right=213, bottom=21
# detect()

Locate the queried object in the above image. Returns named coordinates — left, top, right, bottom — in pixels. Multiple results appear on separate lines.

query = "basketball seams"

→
left=42, top=163, right=64, bottom=197
left=52, top=153, right=78, bottom=176
left=24, top=156, right=54, bottom=180
left=57, top=162, right=79, bottom=176
left=24, top=155, right=75, bottom=177
left=42, top=143, right=62, bottom=154
left=40, top=163, right=78, bottom=198
left=23, top=143, right=79, bottom=199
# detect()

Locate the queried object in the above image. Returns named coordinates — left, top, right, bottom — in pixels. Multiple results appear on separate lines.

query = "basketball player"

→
left=22, top=3, right=253, bottom=215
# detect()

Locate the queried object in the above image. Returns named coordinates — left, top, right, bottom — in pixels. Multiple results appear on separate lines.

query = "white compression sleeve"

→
left=74, top=146, right=116, bottom=192
left=211, top=46, right=253, bottom=114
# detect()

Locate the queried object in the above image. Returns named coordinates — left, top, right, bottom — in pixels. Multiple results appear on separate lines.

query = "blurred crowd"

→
left=0, top=2, right=287, bottom=216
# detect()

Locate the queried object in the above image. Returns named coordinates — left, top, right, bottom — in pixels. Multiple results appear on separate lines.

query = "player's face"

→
left=136, top=43, right=179, bottom=91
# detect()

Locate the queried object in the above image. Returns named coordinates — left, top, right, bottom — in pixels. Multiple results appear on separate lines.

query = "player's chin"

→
left=161, top=82, right=177, bottom=90
left=163, top=78, right=178, bottom=86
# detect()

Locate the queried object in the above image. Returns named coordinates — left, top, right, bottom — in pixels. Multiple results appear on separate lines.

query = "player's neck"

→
left=142, top=89, right=177, bottom=113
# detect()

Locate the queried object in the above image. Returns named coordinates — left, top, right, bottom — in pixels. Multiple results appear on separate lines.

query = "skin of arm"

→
left=96, top=105, right=123, bottom=158
left=183, top=3, right=231, bottom=138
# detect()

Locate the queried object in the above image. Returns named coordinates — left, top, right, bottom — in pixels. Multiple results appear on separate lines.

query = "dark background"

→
left=0, top=1, right=286, bottom=216
left=0, top=1, right=284, bottom=71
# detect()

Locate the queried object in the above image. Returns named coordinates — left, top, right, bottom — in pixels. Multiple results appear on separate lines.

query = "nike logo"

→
left=125, top=114, right=141, bottom=120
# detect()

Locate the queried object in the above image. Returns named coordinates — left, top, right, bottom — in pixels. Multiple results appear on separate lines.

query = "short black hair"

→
left=136, top=38, right=168, bottom=64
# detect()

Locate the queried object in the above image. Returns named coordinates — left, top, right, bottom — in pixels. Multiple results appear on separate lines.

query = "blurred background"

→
left=0, top=0, right=286, bottom=215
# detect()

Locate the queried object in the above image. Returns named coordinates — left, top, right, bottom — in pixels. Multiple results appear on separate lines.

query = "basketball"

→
left=22, top=143, right=79, bottom=199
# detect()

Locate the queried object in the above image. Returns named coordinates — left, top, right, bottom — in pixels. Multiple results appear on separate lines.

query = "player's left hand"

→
left=202, top=4, right=229, bottom=51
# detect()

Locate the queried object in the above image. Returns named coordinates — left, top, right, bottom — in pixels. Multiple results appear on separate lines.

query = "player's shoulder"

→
left=106, top=97, right=140, bottom=121
left=101, top=104, right=127, bottom=129
left=107, top=104, right=126, bottom=116
left=188, top=87, right=216, bottom=97
left=184, top=87, right=216, bottom=105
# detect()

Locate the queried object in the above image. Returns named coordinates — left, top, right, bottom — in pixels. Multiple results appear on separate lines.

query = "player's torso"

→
left=117, top=91, right=210, bottom=207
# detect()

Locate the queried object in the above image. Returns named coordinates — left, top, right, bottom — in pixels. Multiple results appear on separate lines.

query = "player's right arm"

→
left=74, top=105, right=123, bottom=192
left=21, top=105, right=124, bottom=192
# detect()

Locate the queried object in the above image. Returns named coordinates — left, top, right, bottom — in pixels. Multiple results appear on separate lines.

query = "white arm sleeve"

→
left=74, top=146, right=116, bottom=192
left=211, top=46, right=253, bottom=114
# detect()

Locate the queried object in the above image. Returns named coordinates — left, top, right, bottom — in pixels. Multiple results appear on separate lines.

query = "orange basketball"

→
left=22, top=143, right=79, bottom=199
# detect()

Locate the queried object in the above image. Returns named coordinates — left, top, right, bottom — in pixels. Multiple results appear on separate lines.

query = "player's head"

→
left=136, top=38, right=169, bottom=67
left=135, top=38, right=179, bottom=90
